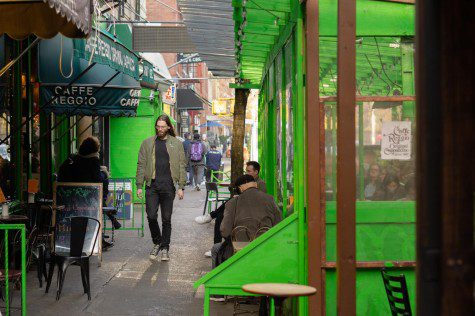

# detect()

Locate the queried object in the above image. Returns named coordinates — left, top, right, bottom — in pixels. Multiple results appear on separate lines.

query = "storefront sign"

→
left=212, top=98, right=234, bottom=116
left=162, top=84, right=176, bottom=105
left=41, top=85, right=140, bottom=116
left=141, top=59, right=155, bottom=85
left=74, top=29, right=139, bottom=80
left=381, top=121, right=412, bottom=160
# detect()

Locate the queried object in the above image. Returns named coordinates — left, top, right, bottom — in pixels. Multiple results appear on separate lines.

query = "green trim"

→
left=229, top=83, right=260, bottom=89
left=194, top=212, right=298, bottom=289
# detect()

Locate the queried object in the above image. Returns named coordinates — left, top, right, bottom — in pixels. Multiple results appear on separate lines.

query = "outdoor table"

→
left=218, top=182, right=231, bottom=187
left=0, top=214, right=29, bottom=225
left=242, top=283, right=317, bottom=316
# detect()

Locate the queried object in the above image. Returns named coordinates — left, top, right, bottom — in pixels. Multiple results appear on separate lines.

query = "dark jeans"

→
left=211, top=200, right=227, bottom=244
left=145, top=181, right=175, bottom=250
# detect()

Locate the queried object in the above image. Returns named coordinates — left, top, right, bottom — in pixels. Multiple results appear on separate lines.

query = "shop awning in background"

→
left=176, top=88, right=205, bottom=110
left=0, top=0, right=92, bottom=39
left=38, top=29, right=141, bottom=117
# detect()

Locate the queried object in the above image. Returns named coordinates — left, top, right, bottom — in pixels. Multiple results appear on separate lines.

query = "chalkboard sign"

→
left=53, top=183, right=103, bottom=257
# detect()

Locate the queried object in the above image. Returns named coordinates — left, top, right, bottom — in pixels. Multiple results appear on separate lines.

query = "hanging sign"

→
left=40, top=85, right=140, bottom=117
left=162, top=84, right=176, bottom=105
left=177, top=53, right=202, bottom=64
left=381, top=121, right=412, bottom=160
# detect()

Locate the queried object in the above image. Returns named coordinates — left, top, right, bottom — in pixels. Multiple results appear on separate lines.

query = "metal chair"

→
left=203, top=182, right=229, bottom=215
left=45, top=216, right=100, bottom=300
left=381, top=269, right=412, bottom=315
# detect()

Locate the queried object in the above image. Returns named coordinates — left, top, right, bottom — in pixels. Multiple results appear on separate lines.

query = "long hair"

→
left=155, top=114, right=176, bottom=137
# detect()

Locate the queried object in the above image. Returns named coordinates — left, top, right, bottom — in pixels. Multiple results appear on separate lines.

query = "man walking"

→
left=136, top=115, right=186, bottom=261
left=187, top=133, right=207, bottom=191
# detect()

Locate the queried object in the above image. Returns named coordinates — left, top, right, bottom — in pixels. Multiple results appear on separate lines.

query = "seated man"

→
left=245, top=161, right=267, bottom=193
left=211, top=174, right=282, bottom=269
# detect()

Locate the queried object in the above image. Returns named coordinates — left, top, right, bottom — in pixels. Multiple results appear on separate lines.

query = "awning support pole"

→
left=0, top=62, right=97, bottom=146
left=32, top=71, right=120, bottom=145
left=72, top=116, right=100, bottom=144
left=53, top=115, right=85, bottom=143
left=0, top=38, right=41, bottom=78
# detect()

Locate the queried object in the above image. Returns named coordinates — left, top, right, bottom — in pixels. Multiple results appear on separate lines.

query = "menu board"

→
left=53, top=183, right=103, bottom=257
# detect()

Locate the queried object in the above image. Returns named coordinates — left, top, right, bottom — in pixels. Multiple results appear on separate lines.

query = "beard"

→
left=157, top=130, right=168, bottom=138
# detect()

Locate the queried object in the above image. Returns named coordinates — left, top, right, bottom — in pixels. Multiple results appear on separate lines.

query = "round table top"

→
left=218, top=182, right=231, bottom=187
left=242, top=283, right=317, bottom=298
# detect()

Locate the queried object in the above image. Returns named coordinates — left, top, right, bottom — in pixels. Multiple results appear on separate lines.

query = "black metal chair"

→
left=45, top=216, right=100, bottom=300
left=381, top=269, right=412, bottom=316
left=203, top=182, right=229, bottom=215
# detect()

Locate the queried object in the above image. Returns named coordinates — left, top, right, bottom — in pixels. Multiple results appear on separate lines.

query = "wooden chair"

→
left=381, top=269, right=412, bottom=315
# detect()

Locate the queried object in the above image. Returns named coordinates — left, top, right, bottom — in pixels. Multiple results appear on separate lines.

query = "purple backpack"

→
left=190, top=142, right=203, bottom=162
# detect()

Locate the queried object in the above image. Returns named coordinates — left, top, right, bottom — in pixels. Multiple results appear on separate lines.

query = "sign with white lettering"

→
left=106, top=179, right=133, bottom=220
left=381, top=121, right=412, bottom=160
left=177, top=53, right=202, bottom=64
left=73, top=29, right=139, bottom=80
left=40, top=86, right=140, bottom=117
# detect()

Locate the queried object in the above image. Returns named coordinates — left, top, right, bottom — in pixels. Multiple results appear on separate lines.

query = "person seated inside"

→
left=205, top=145, right=222, bottom=182
left=364, top=163, right=383, bottom=200
left=373, top=173, right=407, bottom=201
left=210, top=174, right=282, bottom=269
left=58, top=136, right=121, bottom=246
left=245, top=161, right=267, bottom=193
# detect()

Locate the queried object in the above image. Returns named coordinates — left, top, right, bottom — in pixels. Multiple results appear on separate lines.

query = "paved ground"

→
left=8, top=187, right=239, bottom=316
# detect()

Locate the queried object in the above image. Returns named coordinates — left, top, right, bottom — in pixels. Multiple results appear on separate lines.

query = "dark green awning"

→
left=38, top=29, right=141, bottom=117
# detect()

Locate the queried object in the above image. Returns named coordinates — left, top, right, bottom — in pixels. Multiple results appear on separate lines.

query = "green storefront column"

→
left=401, top=39, right=415, bottom=120
left=109, top=88, right=161, bottom=203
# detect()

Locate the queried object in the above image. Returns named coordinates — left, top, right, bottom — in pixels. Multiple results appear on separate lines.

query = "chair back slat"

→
left=70, top=217, right=89, bottom=257
left=381, top=269, right=412, bottom=316
left=205, top=182, right=218, bottom=192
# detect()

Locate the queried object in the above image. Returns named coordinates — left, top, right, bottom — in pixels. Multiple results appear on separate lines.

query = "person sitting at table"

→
left=58, top=136, right=121, bottom=232
left=245, top=161, right=267, bottom=193
left=211, top=174, right=282, bottom=269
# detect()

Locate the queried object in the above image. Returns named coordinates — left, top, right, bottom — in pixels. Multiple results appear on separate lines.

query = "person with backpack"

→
left=187, top=133, right=207, bottom=191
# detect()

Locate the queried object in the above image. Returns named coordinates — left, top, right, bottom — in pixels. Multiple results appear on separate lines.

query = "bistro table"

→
left=0, top=214, right=29, bottom=225
left=218, top=182, right=231, bottom=187
left=242, top=283, right=317, bottom=316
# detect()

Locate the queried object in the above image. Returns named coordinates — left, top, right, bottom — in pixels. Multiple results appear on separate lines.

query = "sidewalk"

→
left=21, top=188, right=235, bottom=315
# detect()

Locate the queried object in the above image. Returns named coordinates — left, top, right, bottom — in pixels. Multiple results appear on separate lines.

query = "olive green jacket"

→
left=136, top=135, right=187, bottom=190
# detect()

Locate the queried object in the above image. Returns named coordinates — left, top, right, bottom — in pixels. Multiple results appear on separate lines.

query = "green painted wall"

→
left=325, top=269, right=416, bottom=315
left=109, top=88, right=162, bottom=202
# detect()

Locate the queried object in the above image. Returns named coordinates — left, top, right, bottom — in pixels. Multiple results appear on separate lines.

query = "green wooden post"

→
left=296, top=5, right=308, bottom=314
left=4, top=229, right=9, bottom=315
left=21, top=225, right=27, bottom=316
left=331, top=104, right=337, bottom=201
left=281, top=50, right=288, bottom=217
left=358, top=103, right=365, bottom=200
left=401, top=39, right=415, bottom=120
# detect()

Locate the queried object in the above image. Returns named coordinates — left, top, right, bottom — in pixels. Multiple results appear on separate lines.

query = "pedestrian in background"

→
left=205, top=145, right=222, bottom=182
left=187, top=133, right=207, bottom=191
left=182, top=132, right=193, bottom=186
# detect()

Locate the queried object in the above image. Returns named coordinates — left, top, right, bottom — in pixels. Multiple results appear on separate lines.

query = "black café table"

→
left=0, top=214, right=29, bottom=225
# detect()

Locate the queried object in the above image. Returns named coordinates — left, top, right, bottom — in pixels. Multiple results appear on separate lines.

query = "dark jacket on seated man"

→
left=213, top=175, right=282, bottom=268
left=220, top=175, right=282, bottom=239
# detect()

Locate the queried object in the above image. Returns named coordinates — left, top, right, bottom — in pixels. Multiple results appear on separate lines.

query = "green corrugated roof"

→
left=233, top=0, right=415, bottom=87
